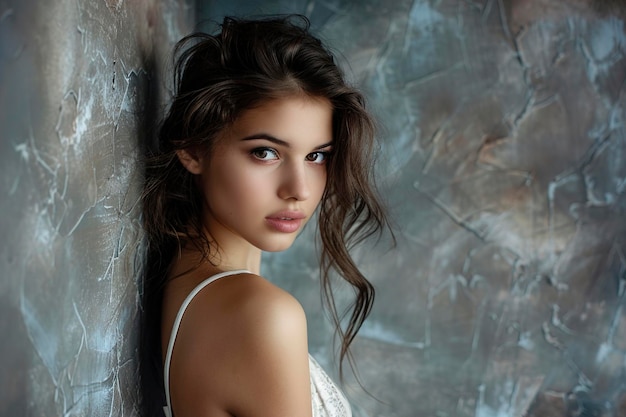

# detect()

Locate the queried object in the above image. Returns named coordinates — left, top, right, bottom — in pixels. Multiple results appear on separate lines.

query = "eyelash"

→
left=250, top=147, right=331, bottom=164
left=305, top=151, right=330, bottom=164
left=250, top=147, right=279, bottom=161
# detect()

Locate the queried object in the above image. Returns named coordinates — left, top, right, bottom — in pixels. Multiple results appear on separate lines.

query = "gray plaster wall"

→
left=200, top=1, right=626, bottom=416
left=0, top=0, right=192, bottom=415
left=2, top=0, right=626, bottom=417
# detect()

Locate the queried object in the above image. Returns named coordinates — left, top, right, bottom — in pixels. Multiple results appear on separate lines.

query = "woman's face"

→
left=189, top=95, right=333, bottom=253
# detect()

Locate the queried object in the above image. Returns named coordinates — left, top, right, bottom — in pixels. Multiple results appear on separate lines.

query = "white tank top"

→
left=162, top=270, right=352, bottom=417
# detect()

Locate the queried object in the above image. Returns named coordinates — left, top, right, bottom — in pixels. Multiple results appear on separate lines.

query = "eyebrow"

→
left=240, top=133, right=333, bottom=150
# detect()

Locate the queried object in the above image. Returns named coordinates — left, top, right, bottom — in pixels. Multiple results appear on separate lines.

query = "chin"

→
left=258, top=237, right=298, bottom=253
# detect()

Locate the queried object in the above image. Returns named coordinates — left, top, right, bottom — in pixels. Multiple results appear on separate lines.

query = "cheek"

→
left=209, top=163, right=268, bottom=205
left=312, top=170, right=328, bottom=201
left=319, top=172, right=328, bottom=193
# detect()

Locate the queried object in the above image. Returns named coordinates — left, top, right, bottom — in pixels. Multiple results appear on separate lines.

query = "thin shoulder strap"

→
left=163, top=269, right=250, bottom=417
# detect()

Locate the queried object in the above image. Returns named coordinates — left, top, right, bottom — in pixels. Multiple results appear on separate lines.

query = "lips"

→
left=265, top=211, right=306, bottom=233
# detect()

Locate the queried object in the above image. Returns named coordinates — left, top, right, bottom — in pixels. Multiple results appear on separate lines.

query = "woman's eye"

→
left=251, top=148, right=279, bottom=161
left=305, top=151, right=328, bottom=164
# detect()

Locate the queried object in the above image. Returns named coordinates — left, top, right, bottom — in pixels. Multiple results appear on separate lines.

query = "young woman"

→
left=140, top=15, right=390, bottom=417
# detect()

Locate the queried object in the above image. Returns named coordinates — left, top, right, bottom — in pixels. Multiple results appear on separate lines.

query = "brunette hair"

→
left=140, top=14, right=389, bottom=415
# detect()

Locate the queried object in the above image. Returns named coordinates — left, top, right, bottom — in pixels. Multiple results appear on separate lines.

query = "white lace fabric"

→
left=309, top=355, right=352, bottom=417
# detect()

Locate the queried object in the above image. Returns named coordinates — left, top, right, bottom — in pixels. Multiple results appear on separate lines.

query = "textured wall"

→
left=0, top=1, right=192, bottom=415
left=200, top=1, right=626, bottom=416
left=2, top=0, right=625, bottom=416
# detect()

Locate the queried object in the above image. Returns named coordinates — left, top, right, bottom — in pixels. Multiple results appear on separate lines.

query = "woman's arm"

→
left=167, top=274, right=313, bottom=417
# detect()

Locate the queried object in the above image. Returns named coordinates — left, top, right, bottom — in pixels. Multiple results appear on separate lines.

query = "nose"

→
left=278, top=161, right=311, bottom=201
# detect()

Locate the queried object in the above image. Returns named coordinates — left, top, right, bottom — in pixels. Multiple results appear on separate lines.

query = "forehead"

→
left=224, top=95, right=333, bottom=145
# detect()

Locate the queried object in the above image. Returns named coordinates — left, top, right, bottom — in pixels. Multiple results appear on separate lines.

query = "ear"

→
left=176, top=148, right=203, bottom=175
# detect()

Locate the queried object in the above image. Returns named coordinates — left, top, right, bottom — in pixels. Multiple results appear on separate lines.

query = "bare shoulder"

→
left=172, top=272, right=307, bottom=353
left=168, top=272, right=312, bottom=417
left=224, top=273, right=307, bottom=329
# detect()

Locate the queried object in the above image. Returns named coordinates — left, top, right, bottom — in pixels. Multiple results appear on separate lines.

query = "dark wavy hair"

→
left=140, top=15, right=390, bottom=416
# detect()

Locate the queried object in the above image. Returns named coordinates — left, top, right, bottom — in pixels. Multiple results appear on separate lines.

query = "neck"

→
left=172, top=243, right=262, bottom=280
left=199, top=216, right=263, bottom=274
left=214, top=247, right=262, bottom=275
